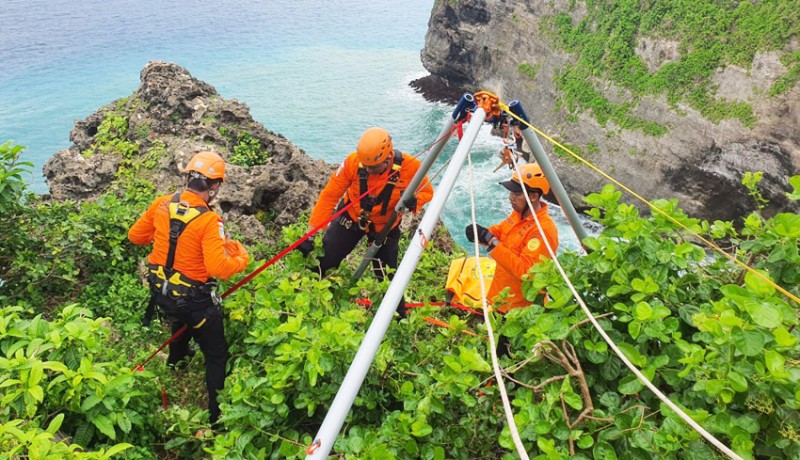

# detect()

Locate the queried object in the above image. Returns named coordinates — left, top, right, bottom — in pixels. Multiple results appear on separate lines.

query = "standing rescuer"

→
left=128, top=150, right=249, bottom=424
left=298, top=127, right=434, bottom=317
left=466, top=162, right=559, bottom=314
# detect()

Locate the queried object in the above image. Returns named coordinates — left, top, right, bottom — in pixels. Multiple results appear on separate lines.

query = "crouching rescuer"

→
left=466, top=163, right=559, bottom=355
left=128, top=151, right=250, bottom=424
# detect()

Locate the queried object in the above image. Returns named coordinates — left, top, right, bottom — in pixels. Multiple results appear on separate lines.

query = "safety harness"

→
left=142, top=193, right=215, bottom=328
left=354, top=149, right=404, bottom=232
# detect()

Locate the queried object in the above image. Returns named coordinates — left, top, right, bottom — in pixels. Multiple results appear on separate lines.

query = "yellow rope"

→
left=498, top=102, right=800, bottom=306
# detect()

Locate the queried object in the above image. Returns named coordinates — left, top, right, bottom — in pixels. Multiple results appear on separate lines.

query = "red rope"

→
left=133, top=124, right=460, bottom=373
left=221, top=123, right=459, bottom=298
left=132, top=325, right=189, bottom=371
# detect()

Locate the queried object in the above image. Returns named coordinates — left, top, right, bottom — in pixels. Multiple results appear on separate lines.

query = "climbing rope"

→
left=466, top=149, right=530, bottom=460
left=503, top=144, right=743, bottom=460
left=499, top=102, right=800, bottom=307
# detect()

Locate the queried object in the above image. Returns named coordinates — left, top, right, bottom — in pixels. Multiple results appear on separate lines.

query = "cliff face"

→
left=421, top=0, right=799, bottom=221
left=44, top=62, right=333, bottom=241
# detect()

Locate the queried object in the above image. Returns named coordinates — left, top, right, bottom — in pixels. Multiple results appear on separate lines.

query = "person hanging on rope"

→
left=465, top=163, right=559, bottom=351
left=128, top=150, right=250, bottom=425
left=297, top=127, right=434, bottom=318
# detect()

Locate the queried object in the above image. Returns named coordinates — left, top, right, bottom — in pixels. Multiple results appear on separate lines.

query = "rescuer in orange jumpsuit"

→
left=466, top=162, right=559, bottom=353
left=298, top=127, right=434, bottom=317
left=129, top=151, right=249, bottom=424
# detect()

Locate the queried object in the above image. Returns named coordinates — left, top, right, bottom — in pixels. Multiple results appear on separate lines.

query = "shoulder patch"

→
left=526, top=238, right=541, bottom=252
left=217, top=220, right=226, bottom=239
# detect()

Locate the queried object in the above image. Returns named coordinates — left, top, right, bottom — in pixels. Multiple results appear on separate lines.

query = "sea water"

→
left=0, top=0, right=584, bottom=253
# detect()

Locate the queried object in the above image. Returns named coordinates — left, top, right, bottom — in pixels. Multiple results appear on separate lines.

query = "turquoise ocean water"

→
left=0, top=0, right=581, bottom=252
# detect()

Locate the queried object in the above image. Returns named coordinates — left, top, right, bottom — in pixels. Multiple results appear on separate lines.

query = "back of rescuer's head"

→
left=185, top=151, right=226, bottom=194
left=498, top=162, right=550, bottom=196
left=356, top=127, right=393, bottom=166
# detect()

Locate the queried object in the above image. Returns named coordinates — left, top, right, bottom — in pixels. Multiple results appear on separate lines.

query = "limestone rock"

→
left=43, top=61, right=334, bottom=239
left=418, top=0, right=799, bottom=221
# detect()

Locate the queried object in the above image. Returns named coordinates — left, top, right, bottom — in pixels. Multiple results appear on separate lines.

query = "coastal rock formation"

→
left=418, top=0, right=799, bottom=221
left=44, top=61, right=334, bottom=240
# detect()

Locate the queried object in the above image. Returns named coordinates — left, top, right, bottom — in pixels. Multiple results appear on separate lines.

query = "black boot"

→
left=395, top=298, right=407, bottom=321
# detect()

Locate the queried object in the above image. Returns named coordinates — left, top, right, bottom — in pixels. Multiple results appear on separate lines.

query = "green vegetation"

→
left=770, top=51, right=800, bottom=96
left=228, top=131, right=270, bottom=168
left=543, top=0, right=800, bottom=130
left=85, top=112, right=140, bottom=159
left=518, top=63, right=541, bottom=80
left=555, top=65, right=668, bottom=135
left=2, top=140, right=800, bottom=458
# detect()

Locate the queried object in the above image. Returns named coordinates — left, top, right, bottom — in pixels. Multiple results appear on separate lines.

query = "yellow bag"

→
left=445, top=257, right=496, bottom=307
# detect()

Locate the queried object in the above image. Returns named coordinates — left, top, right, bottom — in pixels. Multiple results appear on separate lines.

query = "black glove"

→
left=402, top=195, right=418, bottom=212
left=465, top=224, right=494, bottom=244
left=296, top=238, right=314, bottom=256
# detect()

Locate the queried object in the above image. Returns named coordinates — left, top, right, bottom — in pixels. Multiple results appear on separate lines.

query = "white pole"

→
left=306, top=107, right=489, bottom=460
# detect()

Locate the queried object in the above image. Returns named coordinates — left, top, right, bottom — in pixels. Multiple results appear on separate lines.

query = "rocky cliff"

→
left=44, top=61, right=333, bottom=241
left=419, top=0, right=799, bottom=221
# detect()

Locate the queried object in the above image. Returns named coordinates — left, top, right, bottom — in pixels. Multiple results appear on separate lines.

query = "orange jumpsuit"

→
left=128, top=189, right=249, bottom=424
left=128, top=191, right=249, bottom=282
left=308, top=152, right=433, bottom=233
left=487, top=202, right=559, bottom=313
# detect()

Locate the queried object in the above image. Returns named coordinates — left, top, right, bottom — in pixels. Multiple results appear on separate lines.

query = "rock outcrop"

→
left=418, top=0, right=799, bottom=221
left=44, top=61, right=334, bottom=241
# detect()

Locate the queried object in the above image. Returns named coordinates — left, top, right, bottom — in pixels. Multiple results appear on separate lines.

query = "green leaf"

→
left=731, top=327, right=766, bottom=357
left=411, top=419, right=433, bottom=437
left=561, top=378, right=583, bottom=410
left=764, top=350, right=787, bottom=378
left=631, top=277, right=658, bottom=294
left=720, top=284, right=753, bottom=305
left=618, top=374, right=644, bottom=395
left=28, top=385, right=43, bottom=402
left=74, top=423, right=95, bottom=447
left=599, top=392, right=620, bottom=410
left=593, top=441, right=619, bottom=460
left=46, top=413, right=65, bottom=434
left=787, top=175, right=800, bottom=200
left=633, top=302, right=653, bottom=321
left=101, top=443, right=133, bottom=459
left=606, top=285, right=630, bottom=297
left=774, top=327, right=798, bottom=347
left=28, top=361, right=44, bottom=387
left=564, top=391, right=583, bottom=410
left=537, top=437, right=556, bottom=453
left=577, top=435, right=594, bottom=449
left=771, top=213, right=800, bottom=237
left=92, top=414, right=117, bottom=440
left=616, top=343, right=647, bottom=367
left=744, top=301, right=782, bottom=329
left=744, top=270, right=776, bottom=297
left=81, top=394, right=103, bottom=412
left=117, top=411, right=132, bottom=434
left=459, top=346, right=491, bottom=373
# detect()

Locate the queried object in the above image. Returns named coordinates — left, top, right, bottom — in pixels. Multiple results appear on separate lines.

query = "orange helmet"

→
left=356, top=127, right=393, bottom=166
left=185, top=151, right=226, bottom=182
left=499, top=163, right=550, bottom=195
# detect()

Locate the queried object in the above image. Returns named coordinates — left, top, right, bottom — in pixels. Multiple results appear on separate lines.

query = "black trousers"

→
left=167, top=305, right=229, bottom=423
left=318, top=215, right=406, bottom=317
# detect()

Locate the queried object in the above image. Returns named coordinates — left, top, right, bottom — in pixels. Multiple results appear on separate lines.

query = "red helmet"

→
left=185, top=151, right=226, bottom=182
left=356, top=127, right=393, bottom=166
left=499, top=163, right=550, bottom=195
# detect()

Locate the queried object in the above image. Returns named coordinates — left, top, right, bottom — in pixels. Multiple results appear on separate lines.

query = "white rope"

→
left=466, top=150, right=530, bottom=460
left=506, top=153, right=743, bottom=460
